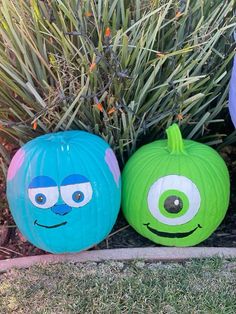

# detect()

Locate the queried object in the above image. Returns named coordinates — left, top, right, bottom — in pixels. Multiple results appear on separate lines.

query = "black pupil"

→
left=164, top=195, right=183, bottom=214
left=37, top=195, right=44, bottom=203
left=74, top=192, right=81, bottom=200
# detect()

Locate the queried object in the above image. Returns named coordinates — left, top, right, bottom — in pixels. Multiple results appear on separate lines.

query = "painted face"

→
left=122, top=124, right=230, bottom=246
left=28, top=174, right=93, bottom=228
left=7, top=131, right=121, bottom=253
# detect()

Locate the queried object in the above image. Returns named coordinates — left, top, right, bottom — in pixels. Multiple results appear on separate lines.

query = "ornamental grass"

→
left=0, top=0, right=235, bottom=173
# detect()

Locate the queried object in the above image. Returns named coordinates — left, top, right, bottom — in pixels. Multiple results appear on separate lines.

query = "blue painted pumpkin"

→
left=7, top=131, right=121, bottom=253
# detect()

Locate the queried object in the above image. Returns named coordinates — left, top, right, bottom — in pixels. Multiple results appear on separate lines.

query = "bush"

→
left=0, top=0, right=235, bottom=173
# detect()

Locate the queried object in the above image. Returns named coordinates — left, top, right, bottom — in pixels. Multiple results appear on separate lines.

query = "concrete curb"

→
left=1, top=247, right=236, bottom=272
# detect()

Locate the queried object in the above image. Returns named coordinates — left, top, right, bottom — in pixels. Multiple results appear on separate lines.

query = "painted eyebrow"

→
left=28, top=176, right=57, bottom=189
left=61, top=174, right=89, bottom=186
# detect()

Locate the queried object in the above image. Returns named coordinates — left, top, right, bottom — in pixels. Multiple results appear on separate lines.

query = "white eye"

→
left=60, top=182, right=93, bottom=208
left=28, top=187, right=59, bottom=209
left=147, top=175, right=201, bottom=226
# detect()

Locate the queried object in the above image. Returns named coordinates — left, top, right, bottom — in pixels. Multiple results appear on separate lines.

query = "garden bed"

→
left=0, top=144, right=236, bottom=261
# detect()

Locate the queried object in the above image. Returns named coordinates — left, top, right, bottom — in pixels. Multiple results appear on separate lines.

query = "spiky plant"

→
left=0, top=0, right=235, bottom=174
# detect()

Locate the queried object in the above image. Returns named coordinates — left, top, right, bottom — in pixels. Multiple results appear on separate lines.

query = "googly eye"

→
left=60, top=174, right=93, bottom=208
left=28, top=176, right=59, bottom=209
left=60, top=183, right=92, bottom=208
left=147, top=175, right=201, bottom=226
left=28, top=187, right=59, bottom=209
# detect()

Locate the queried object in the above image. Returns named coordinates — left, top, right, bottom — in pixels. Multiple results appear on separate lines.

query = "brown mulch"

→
left=0, top=144, right=235, bottom=260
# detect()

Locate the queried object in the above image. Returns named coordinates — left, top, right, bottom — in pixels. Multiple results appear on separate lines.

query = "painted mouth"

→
left=143, top=223, right=202, bottom=238
left=34, top=220, right=67, bottom=229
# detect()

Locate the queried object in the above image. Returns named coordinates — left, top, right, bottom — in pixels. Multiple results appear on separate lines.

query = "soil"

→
left=0, top=144, right=235, bottom=260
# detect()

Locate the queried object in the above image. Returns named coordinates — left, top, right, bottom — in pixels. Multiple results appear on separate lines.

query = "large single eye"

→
left=28, top=176, right=59, bottom=209
left=60, top=174, right=93, bottom=208
left=147, top=175, right=201, bottom=226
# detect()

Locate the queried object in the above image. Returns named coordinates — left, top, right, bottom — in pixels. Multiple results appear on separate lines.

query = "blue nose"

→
left=51, top=204, right=72, bottom=216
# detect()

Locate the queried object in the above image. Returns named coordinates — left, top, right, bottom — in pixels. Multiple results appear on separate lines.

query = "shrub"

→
left=0, top=0, right=235, bottom=174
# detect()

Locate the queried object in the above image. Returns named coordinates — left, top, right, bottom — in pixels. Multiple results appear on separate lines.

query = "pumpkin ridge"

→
left=122, top=151, right=161, bottom=222
left=187, top=153, right=228, bottom=242
left=78, top=139, right=118, bottom=242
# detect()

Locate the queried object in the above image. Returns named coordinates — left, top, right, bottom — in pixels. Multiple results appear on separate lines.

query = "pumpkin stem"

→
left=166, top=124, right=185, bottom=154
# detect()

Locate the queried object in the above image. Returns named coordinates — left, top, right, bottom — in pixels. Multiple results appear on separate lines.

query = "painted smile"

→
left=143, top=223, right=202, bottom=238
left=34, top=220, right=67, bottom=229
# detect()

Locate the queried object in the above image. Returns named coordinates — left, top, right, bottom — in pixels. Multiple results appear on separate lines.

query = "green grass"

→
left=0, top=258, right=236, bottom=313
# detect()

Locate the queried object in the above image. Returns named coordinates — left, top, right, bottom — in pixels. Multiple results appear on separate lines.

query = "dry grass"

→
left=0, top=258, right=236, bottom=313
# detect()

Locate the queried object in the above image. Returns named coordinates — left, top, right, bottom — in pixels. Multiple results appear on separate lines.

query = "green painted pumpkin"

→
left=122, top=124, right=230, bottom=246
